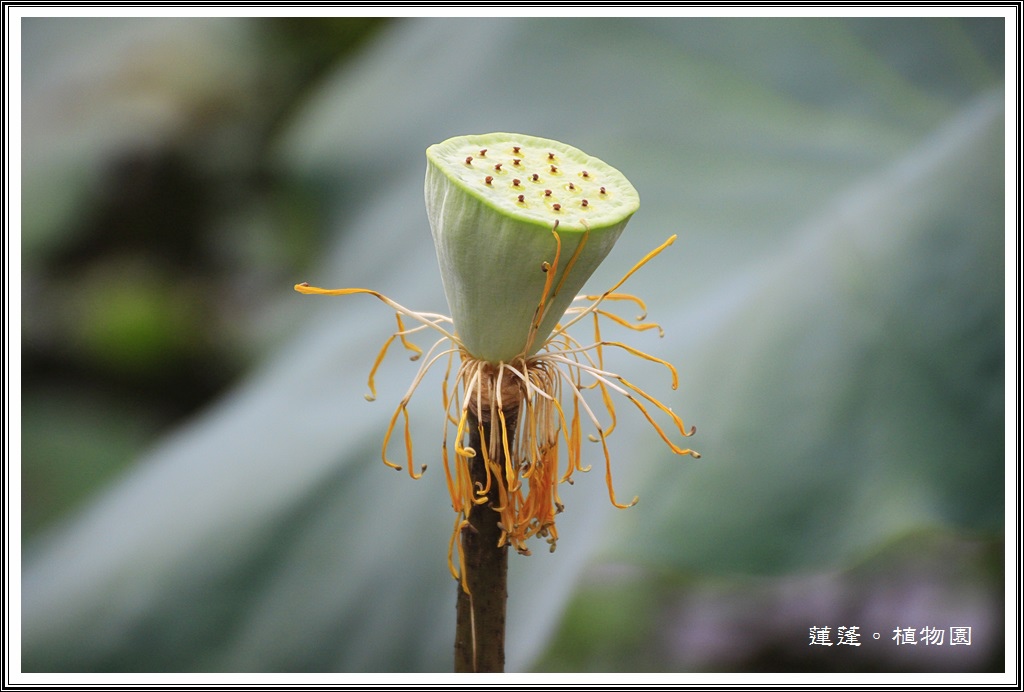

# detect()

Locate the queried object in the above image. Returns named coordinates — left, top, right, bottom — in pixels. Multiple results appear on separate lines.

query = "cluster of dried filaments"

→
left=294, top=232, right=697, bottom=593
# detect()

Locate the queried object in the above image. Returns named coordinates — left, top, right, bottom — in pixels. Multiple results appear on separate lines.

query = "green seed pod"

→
left=425, top=133, right=640, bottom=364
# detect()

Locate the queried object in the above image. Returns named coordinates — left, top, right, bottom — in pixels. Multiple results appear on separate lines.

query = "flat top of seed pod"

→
left=426, top=133, right=640, bottom=232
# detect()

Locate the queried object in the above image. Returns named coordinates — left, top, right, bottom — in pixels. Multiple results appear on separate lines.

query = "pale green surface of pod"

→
left=425, top=133, right=640, bottom=363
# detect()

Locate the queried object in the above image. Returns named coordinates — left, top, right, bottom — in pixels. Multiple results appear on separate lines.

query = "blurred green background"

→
left=20, top=16, right=1006, bottom=674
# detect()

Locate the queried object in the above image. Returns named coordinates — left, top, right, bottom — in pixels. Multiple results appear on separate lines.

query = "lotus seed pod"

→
left=425, top=133, right=640, bottom=363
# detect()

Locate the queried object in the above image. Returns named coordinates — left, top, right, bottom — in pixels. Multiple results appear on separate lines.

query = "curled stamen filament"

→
left=294, top=232, right=696, bottom=593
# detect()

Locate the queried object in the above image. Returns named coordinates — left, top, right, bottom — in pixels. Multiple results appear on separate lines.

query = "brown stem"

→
left=453, top=409, right=518, bottom=673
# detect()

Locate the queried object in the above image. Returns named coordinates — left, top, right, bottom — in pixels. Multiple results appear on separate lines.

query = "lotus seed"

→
left=426, top=133, right=640, bottom=266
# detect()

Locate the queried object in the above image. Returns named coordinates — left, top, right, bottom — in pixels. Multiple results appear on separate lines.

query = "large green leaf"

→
left=21, top=17, right=1005, bottom=673
left=612, top=85, right=1004, bottom=573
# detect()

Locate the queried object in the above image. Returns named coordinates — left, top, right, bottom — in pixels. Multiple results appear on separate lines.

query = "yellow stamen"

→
left=592, top=310, right=664, bottom=337
left=548, top=234, right=676, bottom=341
left=524, top=226, right=563, bottom=354
left=294, top=231, right=696, bottom=594
left=580, top=292, right=649, bottom=321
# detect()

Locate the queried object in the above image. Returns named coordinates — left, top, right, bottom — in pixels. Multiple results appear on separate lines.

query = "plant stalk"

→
left=453, top=409, right=518, bottom=673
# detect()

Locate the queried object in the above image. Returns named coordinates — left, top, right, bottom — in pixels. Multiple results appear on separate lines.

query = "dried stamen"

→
left=294, top=231, right=696, bottom=596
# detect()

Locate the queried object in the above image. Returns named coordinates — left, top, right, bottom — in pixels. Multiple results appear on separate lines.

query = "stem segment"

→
left=454, top=410, right=518, bottom=673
